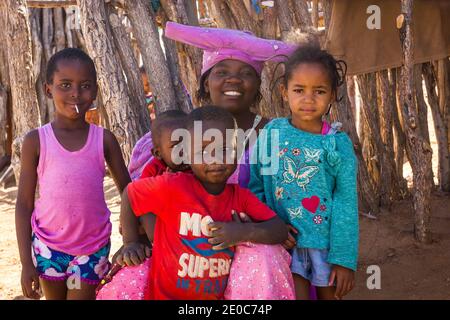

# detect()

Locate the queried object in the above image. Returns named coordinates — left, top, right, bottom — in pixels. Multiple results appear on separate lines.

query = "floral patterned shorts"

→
left=31, top=233, right=111, bottom=285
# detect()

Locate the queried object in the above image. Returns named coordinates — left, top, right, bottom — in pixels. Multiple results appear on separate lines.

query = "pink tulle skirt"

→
left=96, top=246, right=300, bottom=300
left=96, top=258, right=152, bottom=300
left=224, top=243, right=295, bottom=300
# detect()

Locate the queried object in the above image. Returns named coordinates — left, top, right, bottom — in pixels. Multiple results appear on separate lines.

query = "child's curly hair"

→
left=283, top=45, right=347, bottom=102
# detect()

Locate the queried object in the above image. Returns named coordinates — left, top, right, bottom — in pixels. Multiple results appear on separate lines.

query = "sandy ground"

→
left=1, top=110, right=448, bottom=300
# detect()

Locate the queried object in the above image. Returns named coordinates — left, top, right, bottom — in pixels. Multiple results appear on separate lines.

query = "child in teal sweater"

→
left=249, top=46, right=358, bottom=300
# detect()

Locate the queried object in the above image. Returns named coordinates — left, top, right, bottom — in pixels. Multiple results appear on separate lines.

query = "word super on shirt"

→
left=127, top=172, right=276, bottom=300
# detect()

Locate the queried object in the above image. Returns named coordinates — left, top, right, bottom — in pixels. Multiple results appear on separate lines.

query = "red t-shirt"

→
left=140, top=157, right=168, bottom=179
left=127, top=172, right=276, bottom=300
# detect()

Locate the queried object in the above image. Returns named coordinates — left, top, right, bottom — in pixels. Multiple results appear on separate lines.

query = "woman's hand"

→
left=328, top=265, right=355, bottom=299
left=283, top=224, right=299, bottom=250
left=116, top=242, right=151, bottom=267
left=20, top=263, right=41, bottom=299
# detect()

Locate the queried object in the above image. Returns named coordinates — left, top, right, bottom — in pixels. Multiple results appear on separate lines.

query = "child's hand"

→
left=116, top=242, right=151, bottom=266
left=207, top=211, right=247, bottom=250
left=233, top=211, right=253, bottom=223
left=328, top=265, right=355, bottom=299
left=110, top=246, right=124, bottom=265
left=283, top=224, right=298, bottom=250
left=96, top=263, right=124, bottom=295
left=21, top=263, right=41, bottom=299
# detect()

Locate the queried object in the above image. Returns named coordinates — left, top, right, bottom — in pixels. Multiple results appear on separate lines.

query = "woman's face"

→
left=204, top=59, right=261, bottom=115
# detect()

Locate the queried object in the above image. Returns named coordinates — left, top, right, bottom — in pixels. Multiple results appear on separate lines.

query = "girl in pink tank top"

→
left=15, top=48, right=131, bottom=300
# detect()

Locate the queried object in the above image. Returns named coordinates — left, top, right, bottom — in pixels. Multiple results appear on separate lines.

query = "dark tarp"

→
left=324, top=0, right=450, bottom=75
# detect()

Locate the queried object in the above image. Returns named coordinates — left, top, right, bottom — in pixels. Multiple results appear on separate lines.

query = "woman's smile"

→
left=222, top=90, right=243, bottom=97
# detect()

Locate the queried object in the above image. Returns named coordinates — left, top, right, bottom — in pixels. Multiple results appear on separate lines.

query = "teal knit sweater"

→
left=249, top=118, right=359, bottom=271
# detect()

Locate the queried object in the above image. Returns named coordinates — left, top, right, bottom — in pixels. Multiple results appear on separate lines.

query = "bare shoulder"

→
left=103, top=128, right=117, bottom=141
left=102, top=128, right=126, bottom=167
left=19, top=129, right=40, bottom=168
left=24, top=129, right=39, bottom=142
left=103, top=128, right=121, bottom=149
left=23, top=129, right=40, bottom=154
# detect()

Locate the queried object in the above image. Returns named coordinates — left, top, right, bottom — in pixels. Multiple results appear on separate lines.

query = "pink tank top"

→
left=31, top=123, right=111, bottom=256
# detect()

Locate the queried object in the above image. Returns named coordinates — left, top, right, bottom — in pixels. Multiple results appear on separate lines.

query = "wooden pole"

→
left=0, top=87, right=8, bottom=158
left=6, top=0, right=41, bottom=180
left=312, top=0, right=319, bottom=29
left=53, top=7, right=66, bottom=51
left=261, top=1, right=277, bottom=39
left=29, top=9, right=49, bottom=124
left=160, top=0, right=201, bottom=109
left=357, top=73, right=391, bottom=206
left=322, top=0, right=332, bottom=31
left=27, top=0, right=76, bottom=8
left=378, top=70, right=407, bottom=200
left=0, top=2, right=11, bottom=159
left=397, top=1, right=433, bottom=243
left=414, top=64, right=430, bottom=144
left=276, top=0, right=297, bottom=41
left=292, top=0, right=313, bottom=31
left=445, top=60, right=450, bottom=177
left=226, top=0, right=260, bottom=35
left=423, top=62, right=450, bottom=192
left=334, top=79, right=380, bottom=217
left=159, top=28, right=194, bottom=113
left=42, top=8, right=53, bottom=61
left=393, top=68, right=409, bottom=179
left=107, top=4, right=150, bottom=132
left=205, top=0, right=238, bottom=29
left=77, top=0, right=146, bottom=163
left=125, top=0, right=179, bottom=114
left=64, top=7, right=75, bottom=48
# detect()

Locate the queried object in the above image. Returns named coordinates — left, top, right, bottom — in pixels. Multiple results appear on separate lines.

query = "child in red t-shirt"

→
left=140, top=110, right=190, bottom=179
left=97, top=110, right=189, bottom=300
left=118, top=106, right=289, bottom=300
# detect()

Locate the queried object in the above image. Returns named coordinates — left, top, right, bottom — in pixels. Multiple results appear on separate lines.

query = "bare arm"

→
left=139, top=214, right=156, bottom=244
left=15, top=130, right=41, bottom=299
left=103, top=129, right=131, bottom=193
left=116, top=187, right=150, bottom=266
left=243, top=216, right=287, bottom=244
left=208, top=214, right=288, bottom=250
left=119, top=188, right=140, bottom=245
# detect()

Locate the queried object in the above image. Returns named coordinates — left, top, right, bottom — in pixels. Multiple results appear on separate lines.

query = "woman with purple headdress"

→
left=164, top=22, right=298, bottom=300
left=100, top=22, right=302, bottom=300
